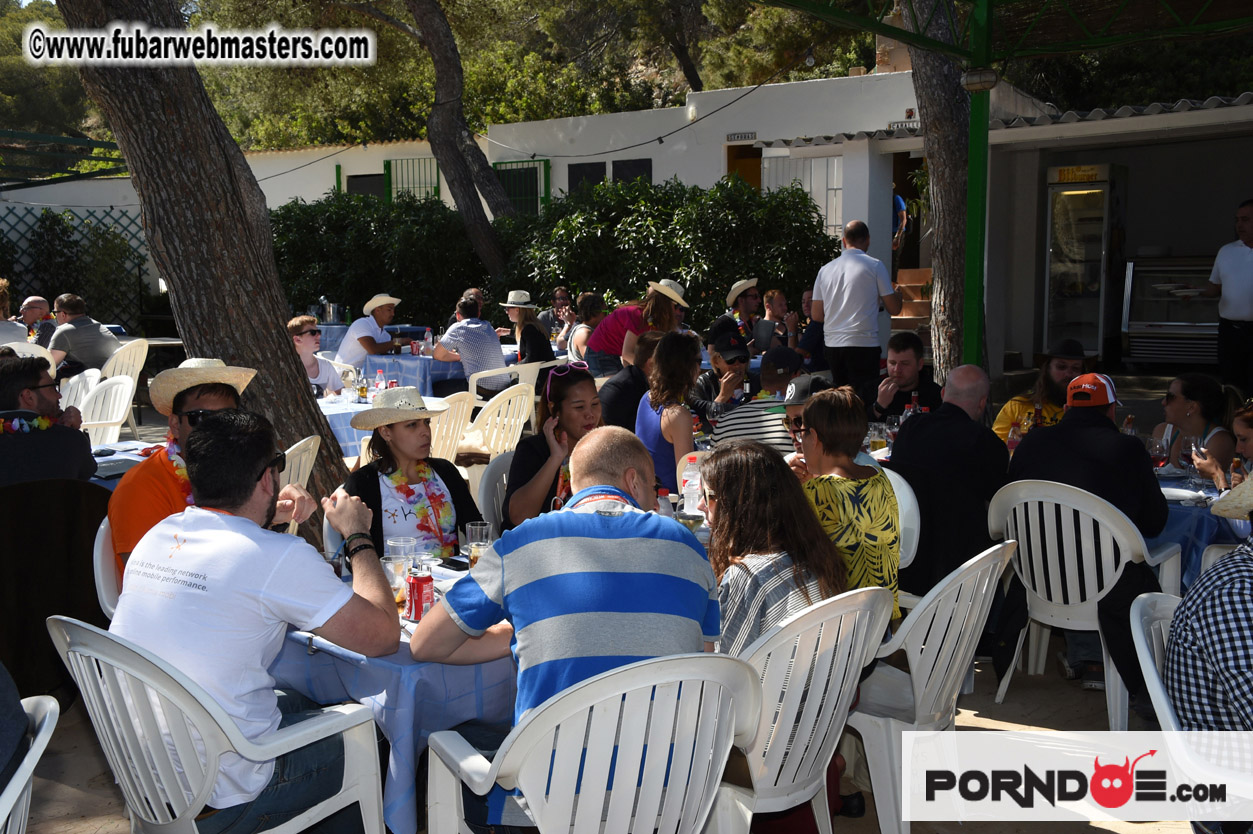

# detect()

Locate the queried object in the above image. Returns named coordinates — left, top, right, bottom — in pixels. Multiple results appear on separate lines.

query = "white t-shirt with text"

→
left=110, top=507, right=354, bottom=808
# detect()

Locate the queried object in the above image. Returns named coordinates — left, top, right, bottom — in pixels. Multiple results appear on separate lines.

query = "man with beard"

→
left=991, top=339, right=1086, bottom=443
left=110, top=409, right=399, bottom=834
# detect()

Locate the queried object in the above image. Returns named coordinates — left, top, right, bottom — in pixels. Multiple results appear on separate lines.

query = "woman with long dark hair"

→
left=635, top=330, right=701, bottom=493
left=698, top=439, right=848, bottom=656
left=584, top=282, right=684, bottom=376
left=501, top=363, right=602, bottom=529
left=1152, top=372, right=1241, bottom=471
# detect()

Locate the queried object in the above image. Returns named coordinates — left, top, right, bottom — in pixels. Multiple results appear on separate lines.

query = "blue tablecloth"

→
left=269, top=631, right=516, bottom=834
left=321, top=324, right=430, bottom=356
left=1149, top=477, right=1242, bottom=592
left=317, top=399, right=373, bottom=458
left=362, top=355, right=466, bottom=398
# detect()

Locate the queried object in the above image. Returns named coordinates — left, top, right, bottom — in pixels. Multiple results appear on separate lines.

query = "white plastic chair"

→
left=476, top=450, right=514, bottom=535
left=468, top=384, right=534, bottom=459
left=427, top=653, right=761, bottom=834
left=0, top=696, right=59, bottom=834
left=708, top=587, right=894, bottom=834
left=987, top=480, right=1182, bottom=730
left=93, top=517, right=120, bottom=620
left=101, top=338, right=148, bottom=439
left=1, top=341, right=54, bottom=367
left=431, top=391, right=474, bottom=462
left=278, top=435, right=321, bottom=534
left=1201, top=543, right=1238, bottom=577
left=845, top=543, right=1016, bottom=834
left=1130, top=592, right=1182, bottom=731
left=46, top=615, right=385, bottom=834
left=59, top=368, right=100, bottom=412
left=881, top=467, right=920, bottom=610
left=466, top=366, right=520, bottom=407
left=79, top=376, right=136, bottom=445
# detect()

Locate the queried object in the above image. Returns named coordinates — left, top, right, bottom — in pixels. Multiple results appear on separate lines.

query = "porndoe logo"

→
left=904, top=732, right=1250, bottom=823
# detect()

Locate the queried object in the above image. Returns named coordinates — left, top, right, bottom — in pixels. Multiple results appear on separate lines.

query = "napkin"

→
left=1161, top=487, right=1207, bottom=503
left=1156, top=463, right=1185, bottom=476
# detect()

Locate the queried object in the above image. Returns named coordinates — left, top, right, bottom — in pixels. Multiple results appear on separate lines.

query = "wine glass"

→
left=1144, top=436, right=1167, bottom=470
left=1180, top=435, right=1203, bottom=489
left=885, top=415, right=901, bottom=452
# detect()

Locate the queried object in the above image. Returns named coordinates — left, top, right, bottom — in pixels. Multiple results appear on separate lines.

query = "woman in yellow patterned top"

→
left=800, top=386, right=901, bottom=618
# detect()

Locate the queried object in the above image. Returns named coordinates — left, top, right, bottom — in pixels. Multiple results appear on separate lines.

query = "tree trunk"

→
left=904, top=0, right=970, bottom=383
left=60, top=0, right=348, bottom=543
left=403, top=0, right=516, bottom=278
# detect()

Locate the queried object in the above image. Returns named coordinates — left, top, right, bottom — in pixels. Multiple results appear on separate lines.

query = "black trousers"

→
left=823, top=345, right=880, bottom=391
left=1218, top=318, right=1253, bottom=398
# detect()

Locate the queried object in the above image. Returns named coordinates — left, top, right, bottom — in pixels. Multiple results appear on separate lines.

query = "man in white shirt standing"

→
left=334, top=293, right=410, bottom=370
left=810, top=220, right=902, bottom=391
left=110, top=409, right=399, bottom=834
left=1201, top=199, right=1253, bottom=395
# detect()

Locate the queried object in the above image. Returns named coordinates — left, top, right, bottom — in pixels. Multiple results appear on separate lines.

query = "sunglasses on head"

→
left=545, top=361, right=590, bottom=401
left=257, top=450, right=286, bottom=481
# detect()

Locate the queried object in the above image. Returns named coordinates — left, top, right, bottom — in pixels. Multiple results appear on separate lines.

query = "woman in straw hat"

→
left=345, top=387, right=483, bottom=559
left=584, top=281, right=685, bottom=378
left=499, top=290, right=555, bottom=366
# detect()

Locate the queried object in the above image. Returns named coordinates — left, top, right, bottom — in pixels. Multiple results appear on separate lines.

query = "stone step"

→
left=891, top=315, right=930, bottom=331
left=896, top=267, right=932, bottom=286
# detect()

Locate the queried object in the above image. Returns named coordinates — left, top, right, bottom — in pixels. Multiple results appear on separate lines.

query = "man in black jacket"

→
left=598, top=330, right=664, bottom=430
left=890, top=364, right=1007, bottom=596
left=1006, top=372, right=1167, bottom=711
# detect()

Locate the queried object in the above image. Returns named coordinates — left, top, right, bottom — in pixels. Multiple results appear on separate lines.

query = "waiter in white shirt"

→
left=333, top=293, right=411, bottom=369
left=1201, top=200, right=1253, bottom=395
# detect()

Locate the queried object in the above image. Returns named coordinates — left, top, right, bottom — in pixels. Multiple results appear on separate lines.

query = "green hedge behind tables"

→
left=271, top=177, right=840, bottom=335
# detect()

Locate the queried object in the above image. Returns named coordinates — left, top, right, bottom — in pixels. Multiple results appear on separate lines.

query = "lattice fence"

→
left=0, top=205, right=149, bottom=333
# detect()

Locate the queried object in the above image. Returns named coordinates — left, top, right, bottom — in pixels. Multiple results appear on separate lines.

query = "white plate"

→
left=1170, top=289, right=1202, bottom=297
left=1152, top=283, right=1184, bottom=291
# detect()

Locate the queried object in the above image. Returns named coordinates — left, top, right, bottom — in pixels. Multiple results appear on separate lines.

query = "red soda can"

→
left=404, top=568, right=434, bottom=622
left=388, top=379, right=399, bottom=389
left=409, top=340, right=419, bottom=355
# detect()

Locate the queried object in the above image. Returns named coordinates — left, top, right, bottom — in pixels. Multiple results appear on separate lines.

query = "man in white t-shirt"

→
left=1201, top=199, right=1253, bottom=395
left=110, top=409, right=398, bottom=832
left=287, top=315, right=343, bottom=397
left=810, top=220, right=902, bottom=391
left=334, top=293, right=411, bottom=369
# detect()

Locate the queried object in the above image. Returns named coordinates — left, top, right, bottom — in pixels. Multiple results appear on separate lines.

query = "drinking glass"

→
left=1144, top=436, right=1167, bottom=470
left=380, top=556, right=410, bottom=613
left=386, top=537, right=417, bottom=559
left=1180, top=435, right=1204, bottom=489
left=466, top=522, right=491, bottom=568
left=868, top=423, right=888, bottom=453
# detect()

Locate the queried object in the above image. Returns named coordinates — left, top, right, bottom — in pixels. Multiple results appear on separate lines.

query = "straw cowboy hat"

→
left=1212, top=478, right=1253, bottom=520
left=363, top=293, right=402, bottom=316
left=725, top=278, right=758, bottom=309
left=350, top=387, right=449, bottom=431
left=498, top=290, right=538, bottom=309
left=149, top=358, right=257, bottom=416
left=648, top=280, right=689, bottom=308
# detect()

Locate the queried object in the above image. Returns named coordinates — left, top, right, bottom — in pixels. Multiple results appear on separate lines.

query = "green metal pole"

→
left=962, top=0, right=992, bottom=366
left=963, top=89, right=989, bottom=365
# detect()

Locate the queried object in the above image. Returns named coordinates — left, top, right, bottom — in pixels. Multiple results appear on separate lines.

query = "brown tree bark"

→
left=402, top=0, right=516, bottom=277
left=60, top=0, right=348, bottom=542
left=904, top=0, right=970, bottom=382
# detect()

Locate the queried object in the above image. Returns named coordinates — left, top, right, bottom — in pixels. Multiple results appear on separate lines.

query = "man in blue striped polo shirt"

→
left=410, top=425, right=718, bottom=829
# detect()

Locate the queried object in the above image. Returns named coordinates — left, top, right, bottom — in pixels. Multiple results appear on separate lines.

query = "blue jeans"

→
left=197, top=691, right=362, bottom=834
left=584, top=348, right=621, bottom=378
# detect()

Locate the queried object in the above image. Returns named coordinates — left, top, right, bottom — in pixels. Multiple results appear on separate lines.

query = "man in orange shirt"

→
left=108, top=358, right=316, bottom=574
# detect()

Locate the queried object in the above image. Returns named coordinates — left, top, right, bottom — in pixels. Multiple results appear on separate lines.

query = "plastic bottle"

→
left=1007, top=421, right=1022, bottom=455
left=423, top=330, right=434, bottom=356
left=681, top=455, right=701, bottom=514
left=1121, top=414, right=1137, bottom=436
left=1032, top=402, right=1045, bottom=429
left=375, top=369, right=386, bottom=391
left=656, top=489, right=675, bottom=517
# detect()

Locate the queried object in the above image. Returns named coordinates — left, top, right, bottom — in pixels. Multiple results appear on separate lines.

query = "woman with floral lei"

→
left=501, top=362, right=602, bottom=530
left=346, top=387, right=482, bottom=559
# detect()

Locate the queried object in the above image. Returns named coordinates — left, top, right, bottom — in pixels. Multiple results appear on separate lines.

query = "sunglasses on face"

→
left=298, top=329, right=322, bottom=337
left=175, top=408, right=225, bottom=427
left=725, top=355, right=749, bottom=366
left=781, top=416, right=805, bottom=434
left=545, top=361, right=590, bottom=401
left=702, top=485, right=716, bottom=505
left=257, top=450, right=287, bottom=481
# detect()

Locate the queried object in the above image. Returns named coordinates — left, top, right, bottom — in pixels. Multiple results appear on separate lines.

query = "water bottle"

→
left=656, top=489, right=675, bottom=517
left=423, top=330, right=434, bottom=356
left=681, top=455, right=701, bottom=514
